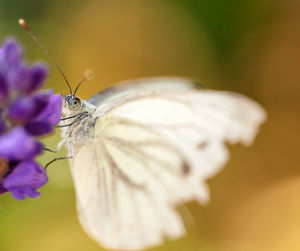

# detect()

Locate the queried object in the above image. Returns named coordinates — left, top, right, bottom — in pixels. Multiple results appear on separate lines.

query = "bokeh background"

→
left=0, top=0, right=300, bottom=250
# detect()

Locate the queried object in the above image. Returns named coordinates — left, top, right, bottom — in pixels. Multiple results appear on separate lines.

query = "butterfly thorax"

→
left=61, top=98, right=97, bottom=148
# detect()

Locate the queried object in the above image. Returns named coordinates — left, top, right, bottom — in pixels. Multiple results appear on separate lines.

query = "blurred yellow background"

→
left=0, top=0, right=300, bottom=250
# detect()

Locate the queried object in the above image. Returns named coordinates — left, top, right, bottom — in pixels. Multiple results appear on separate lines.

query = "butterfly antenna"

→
left=18, top=18, right=73, bottom=94
left=73, top=69, right=94, bottom=96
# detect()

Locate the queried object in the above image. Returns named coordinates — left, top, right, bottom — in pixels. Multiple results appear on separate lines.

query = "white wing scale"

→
left=69, top=83, right=266, bottom=250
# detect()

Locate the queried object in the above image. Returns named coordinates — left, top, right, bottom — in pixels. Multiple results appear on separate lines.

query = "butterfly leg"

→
left=57, top=112, right=88, bottom=128
left=44, top=155, right=73, bottom=169
left=60, top=112, right=88, bottom=121
left=43, top=138, right=67, bottom=154
left=43, top=147, right=58, bottom=153
left=44, top=143, right=74, bottom=169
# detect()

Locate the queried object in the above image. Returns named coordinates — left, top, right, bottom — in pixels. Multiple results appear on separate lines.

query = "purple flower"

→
left=2, top=160, right=48, bottom=200
left=0, top=127, right=43, bottom=160
left=25, top=90, right=62, bottom=136
left=0, top=39, right=62, bottom=200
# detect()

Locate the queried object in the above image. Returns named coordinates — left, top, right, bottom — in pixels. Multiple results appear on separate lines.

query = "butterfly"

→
left=59, top=77, right=266, bottom=250
left=18, top=18, right=266, bottom=250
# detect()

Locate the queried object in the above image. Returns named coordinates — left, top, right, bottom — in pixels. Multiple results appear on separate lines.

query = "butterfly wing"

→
left=87, top=77, right=197, bottom=106
left=71, top=87, right=266, bottom=250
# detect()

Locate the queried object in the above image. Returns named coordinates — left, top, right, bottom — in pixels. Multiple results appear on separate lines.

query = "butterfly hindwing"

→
left=71, top=129, right=187, bottom=249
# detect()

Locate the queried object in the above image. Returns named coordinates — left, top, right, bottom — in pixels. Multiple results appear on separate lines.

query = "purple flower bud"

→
left=33, top=93, right=63, bottom=126
left=7, top=96, right=36, bottom=123
left=25, top=121, right=53, bottom=136
left=0, top=127, right=43, bottom=161
left=25, top=92, right=62, bottom=136
left=0, top=40, right=23, bottom=69
left=28, top=64, right=48, bottom=94
left=2, top=160, right=48, bottom=200
left=9, top=64, right=48, bottom=95
left=0, top=39, right=48, bottom=96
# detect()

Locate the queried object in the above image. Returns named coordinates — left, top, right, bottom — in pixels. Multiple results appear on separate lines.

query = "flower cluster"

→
left=0, top=39, right=62, bottom=200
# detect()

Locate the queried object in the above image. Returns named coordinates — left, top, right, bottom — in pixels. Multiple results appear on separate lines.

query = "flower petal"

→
left=2, top=160, right=47, bottom=200
left=0, top=40, right=23, bottom=69
left=6, top=187, right=25, bottom=200
left=6, top=91, right=53, bottom=125
left=0, top=127, right=43, bottom=160
left=8, top=65, right=31, bottom=93
left=22, top=186, right=41, bottom=198
left=27, top=64, right=48, bottom=94
left=27, top=93, right=62, bottom=136
left=31, top=90, right=53, bottom=118
left=7, top=64, right=47, bottom=95
left=33, top=94, right=62, bottom=125
left=25, top=121, right=53, bottom=136
left=22, top=91, right=62, bottom=136
left=7, top=96, right=36, bottom=123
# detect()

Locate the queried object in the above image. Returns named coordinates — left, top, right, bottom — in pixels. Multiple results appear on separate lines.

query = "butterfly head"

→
left=64, top=94, right=82, bottom=111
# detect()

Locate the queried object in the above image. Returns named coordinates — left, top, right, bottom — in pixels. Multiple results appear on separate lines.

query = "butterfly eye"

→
left=68, top=97, right=81, bottom=111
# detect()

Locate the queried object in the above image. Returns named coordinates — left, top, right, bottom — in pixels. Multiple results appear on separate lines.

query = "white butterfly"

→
left=59, top=77, right=266, bottom=250
left=16, top=18, right=266, bottom=250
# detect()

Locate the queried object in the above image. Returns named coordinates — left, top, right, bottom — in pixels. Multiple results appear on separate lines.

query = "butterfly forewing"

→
left=67, top=79, right=266, bottom=250
left=87, top=77, right=195, bottom=106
